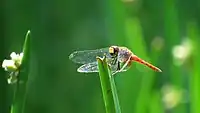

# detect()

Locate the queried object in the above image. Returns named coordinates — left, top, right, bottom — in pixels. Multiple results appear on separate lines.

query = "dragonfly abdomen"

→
left=131, top=55, right=162, bottom=72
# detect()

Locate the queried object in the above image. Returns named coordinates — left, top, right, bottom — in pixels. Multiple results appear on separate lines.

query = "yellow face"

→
left=109, top=46, right=119, bottom=57
left=109, top=47, right=114, bottom=55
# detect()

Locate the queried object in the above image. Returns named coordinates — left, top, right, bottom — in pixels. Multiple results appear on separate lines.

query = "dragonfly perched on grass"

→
left=69, top=46, right=162, bottom=75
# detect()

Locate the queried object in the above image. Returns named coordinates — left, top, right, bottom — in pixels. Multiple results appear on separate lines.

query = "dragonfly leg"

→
left=111, top=57, right=117, bottom=65
left=112, top=71, right=118, bottom=75
left=112, top=56, right=131, bottom=75
left=117, top=61, right=120, bottom=71
left=112, top=61, right=120, bottom=75
left=118, top=56, right=131, bottom=72
left=111, top=61, right=120, bottom=75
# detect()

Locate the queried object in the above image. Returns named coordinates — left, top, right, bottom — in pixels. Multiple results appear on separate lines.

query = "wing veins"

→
left=69, top=47, right=110, bottom=64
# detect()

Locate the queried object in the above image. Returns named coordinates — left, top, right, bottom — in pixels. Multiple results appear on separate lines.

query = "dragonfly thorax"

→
left=117, top=47, right=132, bottom=63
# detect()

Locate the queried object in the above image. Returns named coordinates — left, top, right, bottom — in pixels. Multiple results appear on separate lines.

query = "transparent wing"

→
left=77, top=61, right=129, bottom=74
left=69, top=47, right=112, bottom=64
left=77, top=62, right=99, bottom=73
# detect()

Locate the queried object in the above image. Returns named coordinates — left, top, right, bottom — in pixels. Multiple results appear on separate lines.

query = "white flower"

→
left=161, top=84, right=185, bottom=109
left=10, top=52, right=19, bottom=61
left=10, top=52, right=23, bottom=67
left=2, top=60, right=17, bottom=71
left=172, top=38, right=193, bottom=66
left=2, top=52, right=23, bottom=84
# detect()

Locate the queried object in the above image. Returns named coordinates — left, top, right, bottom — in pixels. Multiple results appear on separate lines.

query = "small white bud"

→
left=2, top=60, right=17, bottom=71
left=10, top=52, right=18, bottom=60
left=10, top=52, right=23, bottom=67
left=7, top=74, right=18, bottom=84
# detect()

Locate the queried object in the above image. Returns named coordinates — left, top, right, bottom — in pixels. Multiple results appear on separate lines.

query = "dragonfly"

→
left=69, top=46, right=162, bottom=75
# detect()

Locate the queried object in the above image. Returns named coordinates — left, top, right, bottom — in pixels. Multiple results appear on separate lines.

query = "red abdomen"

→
left=130, top=55, right=162, bottom=72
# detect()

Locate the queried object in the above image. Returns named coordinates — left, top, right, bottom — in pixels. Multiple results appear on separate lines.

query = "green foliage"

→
left=11, top=30, right=31, bottom=113
left=97, top=56, right=121, bottom=113
left=187, top=22, right=200, bottom=113
left=1, top=0, right=200, bottom=113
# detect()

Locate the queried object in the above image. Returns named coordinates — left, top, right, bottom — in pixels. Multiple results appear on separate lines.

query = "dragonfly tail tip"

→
left=157, top=68, right=162, bottom=72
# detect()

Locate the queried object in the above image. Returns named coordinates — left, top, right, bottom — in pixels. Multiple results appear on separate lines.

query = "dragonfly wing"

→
left=77, top=61, right=129, bottom=74
left=69, top=47, right=112, bottom=64
left=77, top=62, right=99, bottom=73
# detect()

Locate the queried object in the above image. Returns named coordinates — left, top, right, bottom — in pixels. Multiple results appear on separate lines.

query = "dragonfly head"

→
left=109, top=46, right=119, bottom=57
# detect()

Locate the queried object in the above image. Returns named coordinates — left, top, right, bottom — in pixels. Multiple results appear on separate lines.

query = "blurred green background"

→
left=0, top=0, right=200, bottom=113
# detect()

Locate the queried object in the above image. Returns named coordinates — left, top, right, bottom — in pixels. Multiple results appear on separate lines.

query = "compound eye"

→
left=109, top=46, right=118, bottom=56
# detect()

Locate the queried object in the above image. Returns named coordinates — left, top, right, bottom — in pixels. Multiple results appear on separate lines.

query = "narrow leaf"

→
left=11, top=30, right=31, bottom=113
left=97, top=56, right=121, bottom=113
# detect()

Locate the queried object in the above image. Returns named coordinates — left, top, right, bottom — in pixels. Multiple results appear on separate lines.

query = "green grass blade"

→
left=187, top=22, right=200, bottom=113
left=11, top=30, right=31, bottom=113
left=97, top=56, right=121, bottom=113
left=149, top=91, right=164, bottom=113
left=125, top=17, right=153, bottom=113
left=110, top=72, right=121, bottom=113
